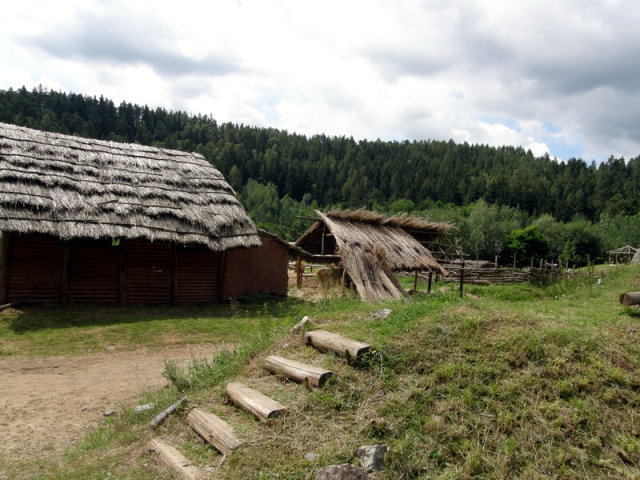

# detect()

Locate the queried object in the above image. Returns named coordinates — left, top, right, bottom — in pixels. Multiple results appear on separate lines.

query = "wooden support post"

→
left=264, top=355, right=333, bottom=387
left=513, top=253, right=517, bottom=270
left=187, top=408, right=242, bottom=457
left=619, top=291, right=640, bottom=306
left=530, top=257, right=534, bottom=269
left=413, top=270, right=419, bottom=290
left=495, top=255, right=498, bottom=269
left=0, top=232, right=11, bottom=304
left=226, top=382, right=287, bottom=422
left=61, top=241, right=70, bottom=306
left=459, top=265, right=464, bottom=298
left=305, top=329, right=371, bottom=360
left=296, top=256, right=303, bottom=288
left=427, top=272, right=433, bottom=293
left=148, top=438, right=205, bottom=480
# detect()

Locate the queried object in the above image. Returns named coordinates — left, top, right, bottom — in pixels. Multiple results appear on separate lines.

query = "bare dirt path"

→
left=0, top=343, right=223, bottom=460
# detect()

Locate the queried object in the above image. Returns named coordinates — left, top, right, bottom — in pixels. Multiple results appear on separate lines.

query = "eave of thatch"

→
left=0, top=122, right=260, bottom=250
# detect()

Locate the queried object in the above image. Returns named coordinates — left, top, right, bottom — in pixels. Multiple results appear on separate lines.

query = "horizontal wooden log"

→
left=226, top=382, right=287, bottom=422
left=264, top=355, right=333, bottom=387
left=148, top=438, right=205, bottom=480
left=187, top=408, right=242, bottom=457
left=150, top=397, right=187, bottom=429
left=305, top=329, right=371, bottom=359
left=619, top=291, right=640, bottom=306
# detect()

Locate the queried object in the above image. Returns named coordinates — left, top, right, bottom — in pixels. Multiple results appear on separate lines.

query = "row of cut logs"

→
left=148, top=329, right=371, bottom=478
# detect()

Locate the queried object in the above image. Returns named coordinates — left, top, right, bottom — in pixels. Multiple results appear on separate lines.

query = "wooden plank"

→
left=264, top=355, right=333, bottom=387
left=226, top=382, right=287, bottom=422
left=187, top=408, right=242, bottom=457
left=60, top=242, right=69, bottom=305
left=0, top=232, right=11, bottom=304
left=148, top=438, right=205, bottom=480
left=305, top=329, right=371, bottom=360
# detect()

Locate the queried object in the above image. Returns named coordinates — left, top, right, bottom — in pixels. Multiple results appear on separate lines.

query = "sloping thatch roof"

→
left=0, top=122, right=260, bottom=250
left=607, top=245, right=638, bottom=255
left=296, top=209, right=452, bottom=301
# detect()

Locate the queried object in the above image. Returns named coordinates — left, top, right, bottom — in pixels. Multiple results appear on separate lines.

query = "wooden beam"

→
left=187, top=408, right=242, bottom=457
left=226, top=382, right=287, bottom=422
left=0, top=232, right=11, bottom=304
left=148, top=438, right=205, bottom=480
left=264, top=355, right=333, bottom=387
left=305, top=329, right=371, bottom=360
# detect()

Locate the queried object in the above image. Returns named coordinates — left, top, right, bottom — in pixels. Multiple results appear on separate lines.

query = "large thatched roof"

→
left=296, top=209, right=452, bottom=301
left=0, top=122, right=260, bottom=250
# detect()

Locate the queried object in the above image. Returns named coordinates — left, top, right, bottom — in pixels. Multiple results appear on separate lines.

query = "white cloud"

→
left=2, top=0, right=640, bottom=162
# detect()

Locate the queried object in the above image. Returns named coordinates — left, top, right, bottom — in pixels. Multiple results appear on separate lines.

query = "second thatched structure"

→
left=295, top=209, right=452, bottom=301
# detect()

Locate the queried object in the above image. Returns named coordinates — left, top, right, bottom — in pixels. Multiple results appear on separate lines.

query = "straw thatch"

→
left=296, top=209, right=451, bottom=301
left=0, top=122, right=260, bottom=250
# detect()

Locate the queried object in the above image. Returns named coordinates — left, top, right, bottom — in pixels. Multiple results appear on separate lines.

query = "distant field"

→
left=2, top=265, right=639, bottom=480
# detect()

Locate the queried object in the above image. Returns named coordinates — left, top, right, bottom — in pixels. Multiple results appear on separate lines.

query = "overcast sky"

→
left=2, top=0, right=640, bottom=162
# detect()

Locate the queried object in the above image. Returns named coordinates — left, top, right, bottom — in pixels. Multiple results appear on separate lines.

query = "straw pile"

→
left=0, top=122, right=260, bottom=250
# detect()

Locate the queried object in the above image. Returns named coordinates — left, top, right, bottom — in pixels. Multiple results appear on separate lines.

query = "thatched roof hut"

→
left=0, top=122, right=260, bottom=250
left=295, top=209, right=452, bottom=301
left=0, top=123, right=293, bottom=306
left=607, top=245, right=638, bottom=264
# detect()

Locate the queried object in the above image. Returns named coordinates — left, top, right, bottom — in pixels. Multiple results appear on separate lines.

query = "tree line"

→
left=1, top=86, right=639, bottom=265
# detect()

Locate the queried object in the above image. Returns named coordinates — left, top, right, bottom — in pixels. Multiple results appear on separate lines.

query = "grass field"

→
left=2, top=265, right=639, bottom=479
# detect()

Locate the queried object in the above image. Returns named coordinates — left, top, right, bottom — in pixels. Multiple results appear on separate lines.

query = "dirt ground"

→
left=0, top=343, right=223, bottom=461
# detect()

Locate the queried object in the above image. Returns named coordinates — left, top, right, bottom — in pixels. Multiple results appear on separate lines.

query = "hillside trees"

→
left=1, top=86, right=639, bottom=259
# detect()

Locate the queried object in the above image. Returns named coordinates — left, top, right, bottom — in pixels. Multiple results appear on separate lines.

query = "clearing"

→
left=0, top=343, right=223, bottom=460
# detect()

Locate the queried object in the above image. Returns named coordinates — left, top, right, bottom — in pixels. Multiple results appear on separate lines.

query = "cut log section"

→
left=619, top=291, right=640, bottom=306
left=148, top=438, right=205, bottom=480
left=187, top=408, right=242, bottom=457
left=305, top=329, right=371, bottom=360
left=264, top=355, right=333, bottom=387
left=226, top=382, right=287, bottom=422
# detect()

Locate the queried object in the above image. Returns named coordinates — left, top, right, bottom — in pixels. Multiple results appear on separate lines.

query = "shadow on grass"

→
left=4, top=295, right=308, bottom=333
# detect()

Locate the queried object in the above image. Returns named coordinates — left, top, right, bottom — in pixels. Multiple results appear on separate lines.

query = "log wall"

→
left=222, top=235, right=288, bottom=299
left=6, top=233, right=287, bottom=305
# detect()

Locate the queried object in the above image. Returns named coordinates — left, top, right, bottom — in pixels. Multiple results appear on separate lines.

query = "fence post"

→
left=428, top=272, right=433, bottom=293
left=459, top=264, right=464, bottom=298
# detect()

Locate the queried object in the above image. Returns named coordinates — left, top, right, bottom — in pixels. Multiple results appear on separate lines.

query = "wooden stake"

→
left=187, top=408, right=242, bottom=457
left=413, top=270, right=419, bottom=290
left=427, top=272, right=433, bottom=293
left=61, top=242, right=69, bottom=305
left=459, top=264, right=464, bottom=298
left=226, top=382, right=287, bottom=422
left=148, top=438, right=205, bottom=480
left=150, top=397, right=187, bottom=430
left=264, top=355, right=333, bottom=387
left=305, top=329, right=371, bottom=360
